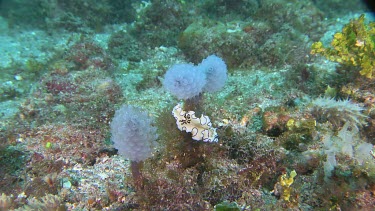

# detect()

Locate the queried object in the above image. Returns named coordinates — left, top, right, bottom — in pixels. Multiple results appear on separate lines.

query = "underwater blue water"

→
left=0, top=0, right=375, bottom=210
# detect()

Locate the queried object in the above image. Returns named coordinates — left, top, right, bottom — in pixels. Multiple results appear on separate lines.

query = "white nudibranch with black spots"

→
left=172, top=103, right=218, bottom=143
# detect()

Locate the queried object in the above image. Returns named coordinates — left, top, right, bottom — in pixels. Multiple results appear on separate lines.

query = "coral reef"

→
left=0, top=0, right=136, bottom=31
left=0, top=0, right=375, bottom=210
left=311, top=14, right=375, bottom=78
left=130, top=0, right=195, bottom=47
left=311, top=97, right=367, bottom=129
